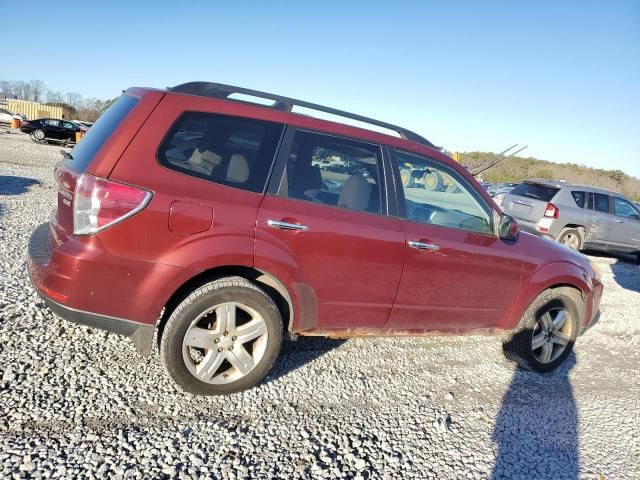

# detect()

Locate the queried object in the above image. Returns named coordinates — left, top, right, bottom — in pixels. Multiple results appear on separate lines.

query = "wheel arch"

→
left=501, top=261, right=591, bottom=332
left=155, top=265, right=295, bottom=351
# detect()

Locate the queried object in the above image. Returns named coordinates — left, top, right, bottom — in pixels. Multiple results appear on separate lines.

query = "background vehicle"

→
left=0, top=107, right=13, bottom=125
left=503, top=178, right=640, bottom=262
left=27, top=83, right=603, bottom=395
left=20, top=118, right=87, bottom=144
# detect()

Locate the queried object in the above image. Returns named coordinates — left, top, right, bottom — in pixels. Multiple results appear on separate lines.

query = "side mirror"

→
left=499, top=214, right=519, bottom=240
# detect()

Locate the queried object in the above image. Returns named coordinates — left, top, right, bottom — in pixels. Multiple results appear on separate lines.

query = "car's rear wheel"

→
left=558, top=228, right=582, bottom=251
left=503, top=288, right=580, bottom=372
left=30, top=129, right=45, bottom=143
left=160, top=277, right=283, bottom=395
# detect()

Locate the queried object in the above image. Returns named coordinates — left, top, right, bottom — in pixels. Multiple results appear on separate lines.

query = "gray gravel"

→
left=1, top=132, right=639, bottom=479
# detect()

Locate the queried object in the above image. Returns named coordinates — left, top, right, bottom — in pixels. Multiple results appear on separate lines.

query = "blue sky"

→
left=4, top=1, right=639, bottom=177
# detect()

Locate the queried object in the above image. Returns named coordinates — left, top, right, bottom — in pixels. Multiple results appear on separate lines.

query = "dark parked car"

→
left=21, top=118, right=87, bottom=144
left=27, top=82, right=603, bottom=395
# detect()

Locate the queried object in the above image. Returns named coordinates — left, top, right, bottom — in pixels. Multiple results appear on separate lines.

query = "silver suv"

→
left=503, top=179, right=640, bottom=262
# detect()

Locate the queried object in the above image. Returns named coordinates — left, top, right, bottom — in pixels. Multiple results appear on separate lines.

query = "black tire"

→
left=557, top=228, right=583, bottom=251
left=423, top=171, right=444, bottom=191
left=503, top=288, right=581, bottom=372
left=160, top=277, right=283, bottom=395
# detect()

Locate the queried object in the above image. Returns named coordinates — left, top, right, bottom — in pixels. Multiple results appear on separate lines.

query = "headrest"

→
left=226, top=154, right=250, bottom=183
left=337, top=174, right=372, bottom=211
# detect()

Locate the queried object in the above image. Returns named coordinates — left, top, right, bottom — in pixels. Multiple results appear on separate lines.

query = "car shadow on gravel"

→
left=492, top=352, right=578, bottom=479
left=584, top=250, right=639, bottom=292
left=263, top=336, right=346, bottom=384
left=611, top=261, right=640, bottom=292
left=0, top=175, right=41, bottom=195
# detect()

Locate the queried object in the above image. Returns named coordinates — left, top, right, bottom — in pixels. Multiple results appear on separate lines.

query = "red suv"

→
left=27, top=82, right=603, bottom=395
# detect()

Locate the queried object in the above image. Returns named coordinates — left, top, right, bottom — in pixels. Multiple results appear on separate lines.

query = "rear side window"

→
left=69, top=95, right=139, bottom=172
left=510, top=183, right=559, bottom=202
left=571, top=191, right=586, bottom=208
left=158, top=112, right=284, bottom=193
left=587, top=193, right=611, bottom=213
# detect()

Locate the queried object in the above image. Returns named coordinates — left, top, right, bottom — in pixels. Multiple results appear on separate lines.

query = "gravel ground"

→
left=1, top=132, right=639, bottom=479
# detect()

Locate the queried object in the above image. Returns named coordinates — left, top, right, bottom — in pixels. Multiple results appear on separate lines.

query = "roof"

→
left=525, top=178, right=633, bottom=198
left=168, top=81, right=435, bottom=148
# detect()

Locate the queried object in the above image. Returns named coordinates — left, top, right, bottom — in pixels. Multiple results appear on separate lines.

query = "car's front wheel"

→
left=503, top=288, right=581, bottom=372
left=160, top=277, right=283, bottom=395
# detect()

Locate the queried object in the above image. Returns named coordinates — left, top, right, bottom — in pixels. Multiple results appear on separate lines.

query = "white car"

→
left=0, top=107, right=14, bottom=125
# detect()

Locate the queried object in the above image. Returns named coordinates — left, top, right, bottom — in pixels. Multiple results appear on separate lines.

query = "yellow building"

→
left=3, top=99, right=63, bottom=120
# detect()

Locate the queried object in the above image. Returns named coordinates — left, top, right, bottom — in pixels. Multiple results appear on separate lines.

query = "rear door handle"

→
left=408, top=240, right=440, bottom=251
left=616, top=220, right=624, bottom=224
left=267, top=219, right=309, bottom=231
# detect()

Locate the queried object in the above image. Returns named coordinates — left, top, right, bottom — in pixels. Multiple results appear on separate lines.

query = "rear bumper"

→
left=514, top=218, right=556, bottom=241
left=27, top=222, right=173, bottom=356
left=40, top=295, right=155, bottom=355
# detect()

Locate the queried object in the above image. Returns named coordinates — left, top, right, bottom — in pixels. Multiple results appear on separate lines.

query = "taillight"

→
left=544, top=203, right=559, bottom=219
left=73, top=174, right=152, bottom=235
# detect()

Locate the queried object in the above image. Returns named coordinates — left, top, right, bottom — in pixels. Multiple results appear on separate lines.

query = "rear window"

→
left=510, top=182, right=559, bottom=202
left=571, top=191, right=586, bottom=208
left=588, top=193, right=611, bottom=213
left=157, top=112, right=284, bottom=193
left=68, top=95, right=139, bottom=172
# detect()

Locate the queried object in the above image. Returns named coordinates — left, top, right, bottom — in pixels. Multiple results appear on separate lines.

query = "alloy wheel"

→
left=561, top=233, right=580, bottom=250
left=531, top=307, right=572, bottom=364
left=182, top=302, right=269, bottom=384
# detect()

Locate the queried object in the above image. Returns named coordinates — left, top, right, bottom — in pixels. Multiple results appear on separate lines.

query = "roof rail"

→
left=169, top=82, right=435, bottom=148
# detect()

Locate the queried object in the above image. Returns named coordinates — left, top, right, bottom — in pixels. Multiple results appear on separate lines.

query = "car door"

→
left=254, top=128, right=405, bottom=331
left=61, top=121, right=78, bottom=141
left=610, top=197, right=640, bottom=251
left=42, top=119, right=62, bottom=139
left=385, top=149, right=523, bottom=331
left=584, top=192, right=616, bottom=247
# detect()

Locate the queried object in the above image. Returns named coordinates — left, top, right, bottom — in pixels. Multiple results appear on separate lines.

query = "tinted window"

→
left=44, top=119, right=60, bottom=127
left=278, top=130, right=383, bottom=214
left=68, top=95, right=139, bottom=172
left=510, top=183, right=559, bottom=202
left=158, top=112, right=284, bottom=193
left=588, top=193, right=610, bottom=213
left=571, top=191, right=586, bottom=208
left=614, top=197, right=639, bottom=219
left=396, top=150, right=493, bottom=235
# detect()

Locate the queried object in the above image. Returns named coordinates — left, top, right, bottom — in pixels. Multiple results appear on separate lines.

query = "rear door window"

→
left=158, top=112, right=284, bottom=193
left=277, top=130, right=384, bottom=214
left=588, top=193, right=611, bottom=213
left=69, top=95, right=139, bottom=172
left=509, top=182, right=559, bottom=202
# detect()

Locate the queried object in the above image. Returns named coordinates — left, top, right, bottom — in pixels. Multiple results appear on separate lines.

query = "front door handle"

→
left=408, top=240, right=440, bottom=251
left=616, top=220, right=624, bottom=224
left=268, top=219, right=309, bottom=231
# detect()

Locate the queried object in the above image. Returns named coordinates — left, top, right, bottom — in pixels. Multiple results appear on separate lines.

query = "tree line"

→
left=461, top=151, right=640, bottom=201
left=0, top=79, right=118, bottom=122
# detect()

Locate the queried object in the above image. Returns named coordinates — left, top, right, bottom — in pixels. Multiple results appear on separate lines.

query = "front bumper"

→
left=27, top=222, right=155, bottom=355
